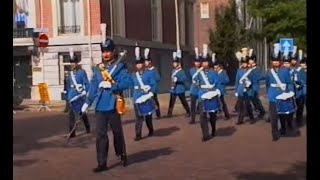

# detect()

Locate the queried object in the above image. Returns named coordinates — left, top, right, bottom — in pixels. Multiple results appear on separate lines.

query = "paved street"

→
left=13, top=93, right=306, bottom=180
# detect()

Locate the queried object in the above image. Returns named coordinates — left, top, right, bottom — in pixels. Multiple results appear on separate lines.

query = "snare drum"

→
left=276, top=98, right=296, bottom=114
left=135, top=93, right=155, bottom=116
left=202, top=97, right=220, bottom=113
left=70, top=96, right=86, bottom=113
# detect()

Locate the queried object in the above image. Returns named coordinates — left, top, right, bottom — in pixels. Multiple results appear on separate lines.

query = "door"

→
left=13, top=56, right=32, bottom=99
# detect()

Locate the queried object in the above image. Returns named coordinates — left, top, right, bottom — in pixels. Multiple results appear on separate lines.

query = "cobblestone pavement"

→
left=13, top=92, right=306, bottom=180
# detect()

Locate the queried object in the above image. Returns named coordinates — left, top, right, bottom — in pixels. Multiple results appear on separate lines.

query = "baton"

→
left=66, top=112, right=86, bottom=141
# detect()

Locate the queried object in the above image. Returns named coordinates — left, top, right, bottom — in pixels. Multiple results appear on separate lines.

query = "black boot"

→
left=156, top=109, right=161, bottom=119
left=134, top=134, right=142, bottom=141
left=93, top=163, right=107, bottom=173
left=145, top=115, right=154, bottom=137
left=167, top=108, right=173, bottom=118
left=121, top=154, right=128, bottom=167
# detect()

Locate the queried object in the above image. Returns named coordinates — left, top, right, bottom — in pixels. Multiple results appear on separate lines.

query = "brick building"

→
left=13, top=0, right=196, bottom=101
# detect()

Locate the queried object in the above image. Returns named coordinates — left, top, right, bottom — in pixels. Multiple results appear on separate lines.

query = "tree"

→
left=209, top=0, right=250, bottom=63
left=248, top=0, right=306, bottom=50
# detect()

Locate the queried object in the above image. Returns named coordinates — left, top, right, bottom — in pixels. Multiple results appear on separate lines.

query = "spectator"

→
left=15, top=9, right=28, bottom=28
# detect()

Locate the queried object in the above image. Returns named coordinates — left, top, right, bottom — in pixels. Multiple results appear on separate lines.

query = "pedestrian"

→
left=144, top=48, right=161, bottom=119
left=81, top=38, right=132, bottom=172
left=235, top=48, right=255, bottom=125
left=167, top=50, right=191, bottom=118
left=67, top=54, right=90, bottom=138
left=265, top=43, right=300, bottom=141
left=195, top=45, right=220, bottom=141
left=290, top=49, right=306, bottom=127
left=188, top=47, right=202, bottom=124
left=213, top=57, right=231, bottom=120
left=132, top=46, right=157, bottom=141
left=248, top=49, right=266, bottom=119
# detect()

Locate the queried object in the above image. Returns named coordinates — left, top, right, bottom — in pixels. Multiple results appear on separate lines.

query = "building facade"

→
left=13, top=0, right=196, bottom=101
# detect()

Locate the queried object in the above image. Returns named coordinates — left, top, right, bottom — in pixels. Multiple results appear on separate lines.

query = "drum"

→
left=202, top=97, right=220, bottom=112
left=135, top=93, right=155, bottom=116
left=276, top=98, right=296, bottom=114
left=70, top=96, right=86, bottom=113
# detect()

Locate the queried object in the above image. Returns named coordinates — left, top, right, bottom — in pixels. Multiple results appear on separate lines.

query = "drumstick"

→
left=66, top=113, right=85, bottom=141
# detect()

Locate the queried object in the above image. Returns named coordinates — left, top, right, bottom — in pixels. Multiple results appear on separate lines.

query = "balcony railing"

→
left=58, top=25, right=80, bottom=35
left=13, top=28, right=34, bottom=38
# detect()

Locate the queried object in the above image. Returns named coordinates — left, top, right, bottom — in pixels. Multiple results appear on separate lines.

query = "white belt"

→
left=270, top=84, right=279, bottom=88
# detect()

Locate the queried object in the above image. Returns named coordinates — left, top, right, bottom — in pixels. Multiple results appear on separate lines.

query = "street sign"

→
left=39, top=33, right=49, bottom=48
left=280, top=38, right=294, bottom=52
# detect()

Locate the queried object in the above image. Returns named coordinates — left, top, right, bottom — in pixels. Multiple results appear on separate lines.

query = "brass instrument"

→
left=98, top=63, right=115, bottom=84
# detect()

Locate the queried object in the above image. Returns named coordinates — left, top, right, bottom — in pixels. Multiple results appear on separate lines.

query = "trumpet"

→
left=99, top=63, right=115, bottom=84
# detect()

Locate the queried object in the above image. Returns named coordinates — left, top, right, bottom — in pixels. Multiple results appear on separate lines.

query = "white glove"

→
left=173, top=77, right=178, bottom=82
left=279, top=83, right=286, bottom=91
left=81, top=103, right=89, bottom=113
left=81, top=90, right=87, bottom=96
left=99, top=81, right=112, bottom=89
left=142, top=85, right=151, bottom=93
left=62, top=91, right=67, bottom=94
left=192, top=80, right=196, bottom=84
left=235, top=93, right=238, bottom=97
left=75, top=84, right=83, bottom=92
left=200, top=84, right=214, bottom=89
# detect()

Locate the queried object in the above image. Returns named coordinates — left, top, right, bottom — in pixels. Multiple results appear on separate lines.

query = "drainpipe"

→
left=87, top=0, right=93, bottom=66
left=175, top=0, right=180, bottom=51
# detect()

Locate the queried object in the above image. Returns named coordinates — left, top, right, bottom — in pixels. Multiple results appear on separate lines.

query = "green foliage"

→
left=248, top=0, right=306, bottom=50
left=208, top=0, right=247, bottom=63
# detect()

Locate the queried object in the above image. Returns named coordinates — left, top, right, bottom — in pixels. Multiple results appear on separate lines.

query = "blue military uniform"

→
left=266, top=45, right=300, bottom=141
left=290, top=52, right=306, bottom=127
left=299, top=57, right=307, bottom=111
left=188, top=48, right=202, bottom=124
left=132, top=46, right=157, bottom=141
left=167, top=50, right=191, bottom=117
left=83, top=38, right=132, bottom=172
left=66, top=56, right=90, bottom=137
left=249, top=55, right=266, bottom=118
left=235, top=57, right=255, bottom=124
left=144, top=49, right=162, bottom=118
left=194, top=52, right=220, bottom=141
left=214, top=60, right=230, bottom=119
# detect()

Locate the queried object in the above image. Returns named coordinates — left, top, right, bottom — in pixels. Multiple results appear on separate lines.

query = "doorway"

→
left=13, top=56, right=32, bottom=99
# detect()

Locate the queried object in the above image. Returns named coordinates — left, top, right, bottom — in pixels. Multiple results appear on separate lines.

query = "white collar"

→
left=251, top=66, right=257, bottom=70
left=149, top=66, right=155, bottom=70
left=218, top=69, right=223, bottom=74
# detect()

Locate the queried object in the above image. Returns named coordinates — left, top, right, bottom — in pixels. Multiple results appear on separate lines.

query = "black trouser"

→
left=69, top=109, right=90, bottom=135
left=64, top=100, right=70, bottom=112
left=234, top=98, right=240, bottom=112
left=220, top=95, right=230, bottom=118
left=269, top=102, right=298, bottom=138
left=153, top=94, right=161, bottom=118
left=167, top=93, right=190, bottom=116
left=251, top=92, right=265, bottom=114
left=295, top=97, right=305, bottom=126
left=199, top=102, right=217, bottom=138
left=190, top=95, right=198, bottom=122
left=238, top=96, right=254, bottom=123
left=95, top=111, right=126, bottom=166
left=133, top=104, right=154, bottom=136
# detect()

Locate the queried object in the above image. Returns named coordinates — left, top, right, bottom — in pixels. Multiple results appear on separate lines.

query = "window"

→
left=200, top=2, right=209, bottom=19
left=57, top=0, right=81, bottom=35
left=58, top=52, right=81, bottom=85
left=151, top=0, right=162, bottom=41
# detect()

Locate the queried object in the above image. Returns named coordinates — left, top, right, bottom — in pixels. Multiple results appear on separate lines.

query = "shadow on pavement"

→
left=13, top=159, right=39, bottom=167
left=216, top=126, right=237, bottom=136
left=127, top=147, right=174, bottom=166
left=234, top=161, right=306, bottom=180
left=153, top=126, right=180, bottom=137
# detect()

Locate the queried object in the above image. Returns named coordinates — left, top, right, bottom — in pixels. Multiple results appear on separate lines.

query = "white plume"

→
left=241, top=47, right=248, bottom=57
left=176, top=50, right=182, bottom=58
left=203, top=44, right=208, bottom=58
left=173, top=52, right=177, bottom=60
left=249, top=49, right=253, bottom=57
left=235, top=51, right=243, bottom=61
left=135, top=47, right=140, bottom=60
left=194, top=47, right=199, bottom=59
left=273, top=43, right=280, bottom=56
left=212, top=53, right=216, bottom=63
left=144, top=48, right=150, bottom=59
left=292, top=46, right=297, bottom=57
left=298, top=49, right=303, bottom=60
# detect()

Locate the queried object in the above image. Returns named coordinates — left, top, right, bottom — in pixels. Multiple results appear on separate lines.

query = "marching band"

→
left=62, top=38, right=306, bottom=172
